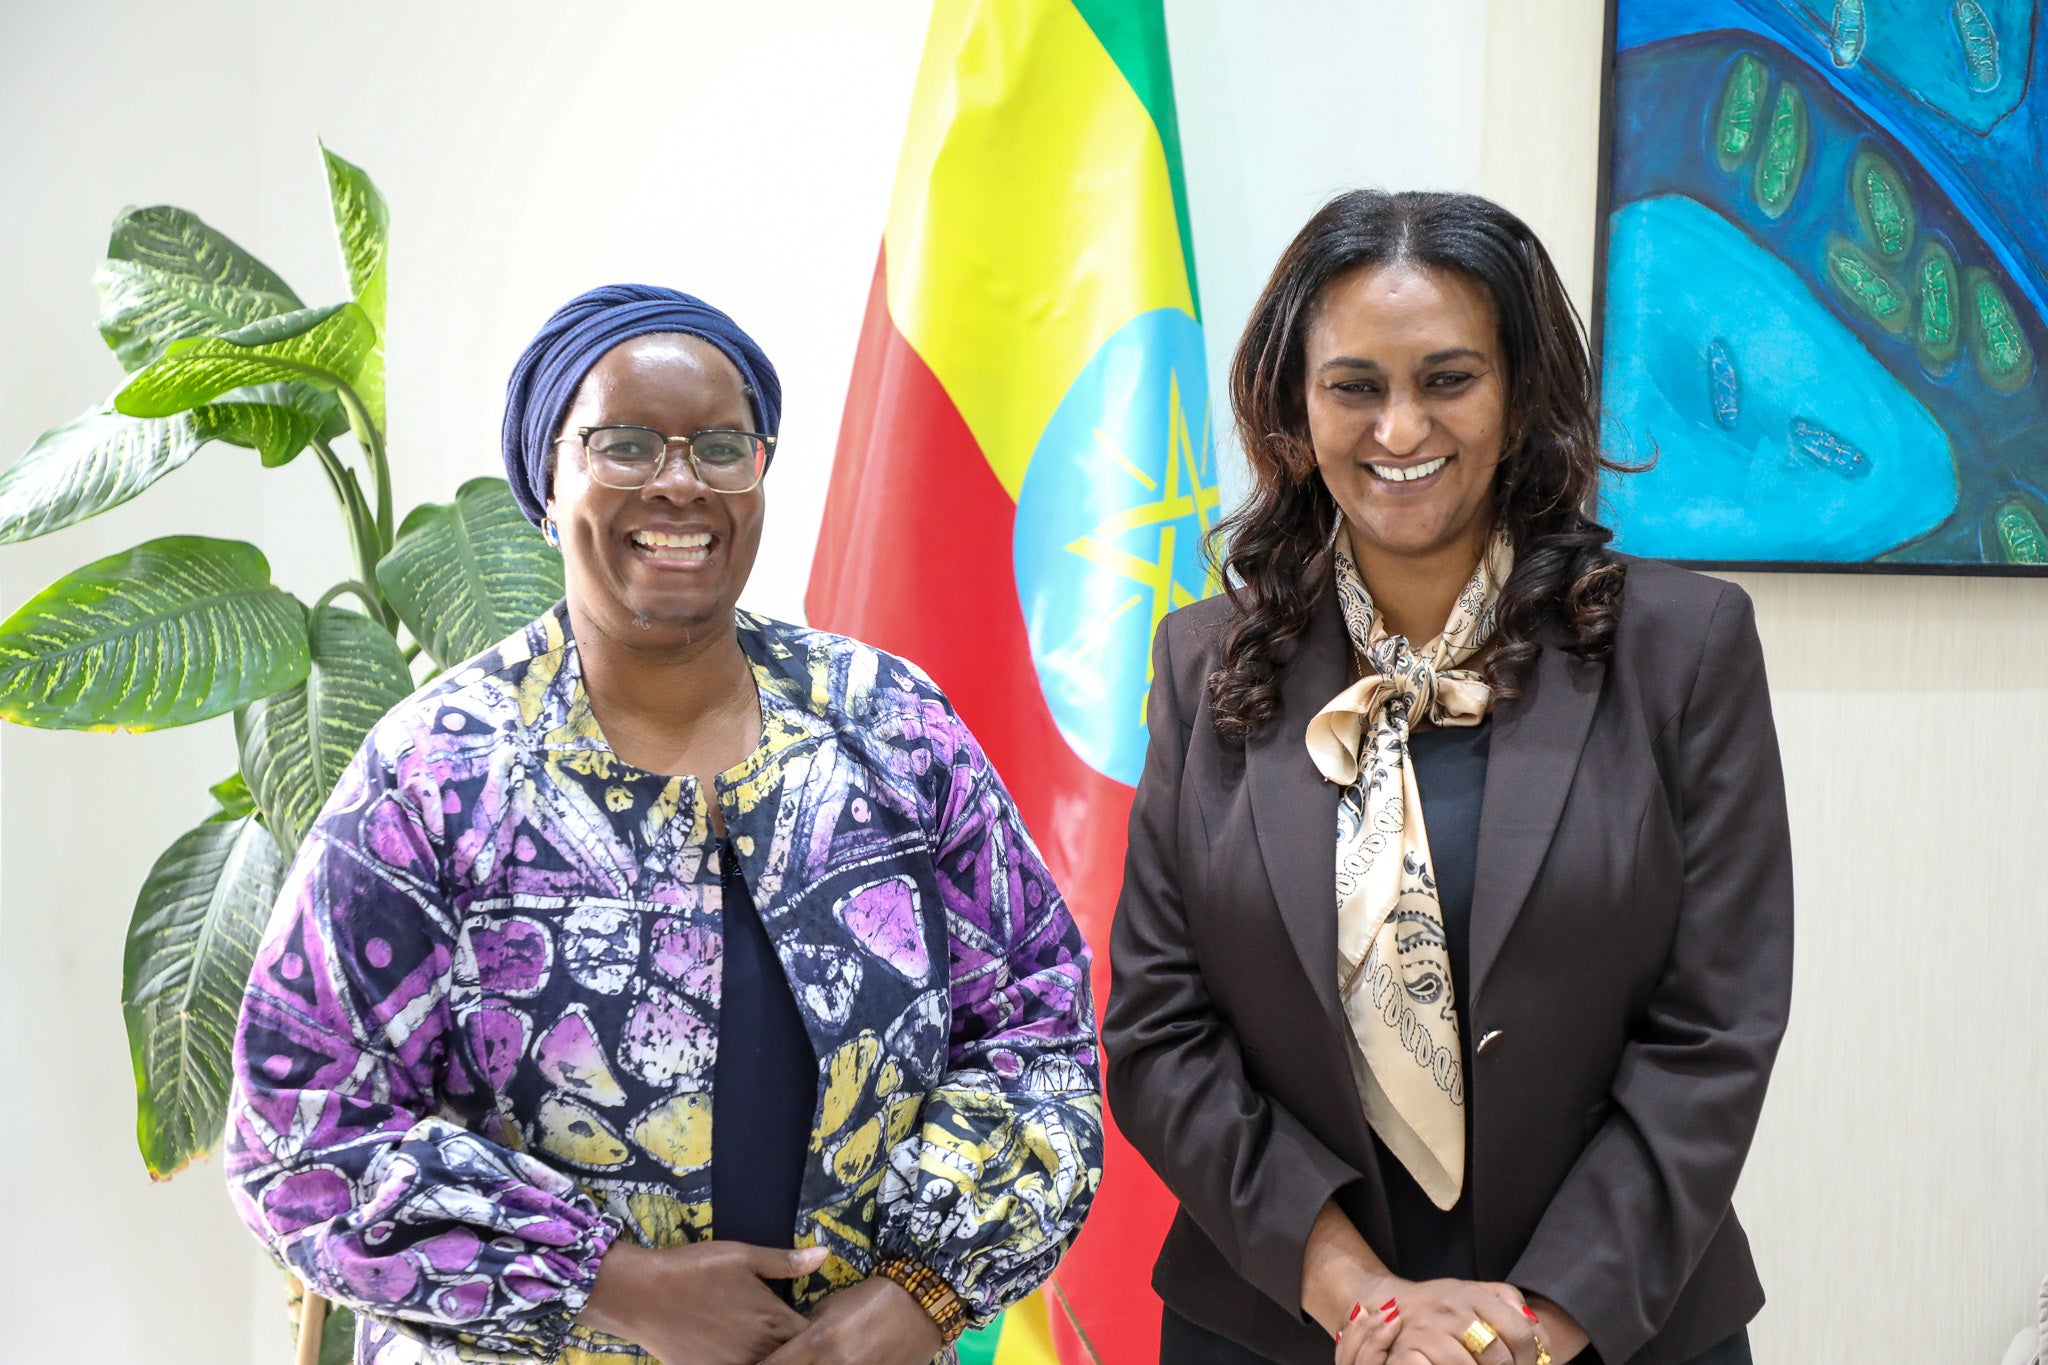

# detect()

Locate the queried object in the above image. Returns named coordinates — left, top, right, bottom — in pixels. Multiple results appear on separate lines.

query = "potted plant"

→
left=0, top=144, right=561, bottom=1362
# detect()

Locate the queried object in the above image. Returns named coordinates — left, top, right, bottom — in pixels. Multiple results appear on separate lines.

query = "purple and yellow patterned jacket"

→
left=227, top=606, right=1102, bottom=1363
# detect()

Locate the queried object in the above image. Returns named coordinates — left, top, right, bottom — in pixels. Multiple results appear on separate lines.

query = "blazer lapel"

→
left=1468, top=640, right=1605, bottom=1007
left=1245, top=587, right=1352, bottom=1041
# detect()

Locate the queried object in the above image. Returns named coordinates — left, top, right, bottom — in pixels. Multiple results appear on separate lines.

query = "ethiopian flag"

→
left=808, top=2, right=1215, bottom=1361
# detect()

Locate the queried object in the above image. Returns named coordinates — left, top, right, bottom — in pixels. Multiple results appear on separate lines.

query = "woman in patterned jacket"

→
left=227, top=286, right=1103, bottom=1365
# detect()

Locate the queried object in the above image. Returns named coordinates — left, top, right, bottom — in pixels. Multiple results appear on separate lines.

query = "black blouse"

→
left=709, top=836, right=816, bottom=1281
left=1370, top=718, right=1492, bottom=1281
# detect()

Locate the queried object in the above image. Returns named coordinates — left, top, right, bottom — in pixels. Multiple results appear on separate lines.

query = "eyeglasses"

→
left=558, top=425, right=776, bottom=494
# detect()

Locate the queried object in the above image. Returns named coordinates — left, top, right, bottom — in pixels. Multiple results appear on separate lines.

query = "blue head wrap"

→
left=499, top=284, right=783, bottom=525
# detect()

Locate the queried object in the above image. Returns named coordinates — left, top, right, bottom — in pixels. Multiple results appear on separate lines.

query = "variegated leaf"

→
left=0, top=536, right=309, bottom=731
left=378, top=478, right=563, bottom=667
left=0, top=405, right=201, bottom=544
left=237, top=605, right=411, bottom=857
left=94, top=205, right=302, bottom=372
left=123, top=814, right=286, bottom=1177
left=113, top=303, right=376, bottom=421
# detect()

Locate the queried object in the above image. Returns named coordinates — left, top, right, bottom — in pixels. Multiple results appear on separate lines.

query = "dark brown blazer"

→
left=1103, top=556, right=1793, bottom=1365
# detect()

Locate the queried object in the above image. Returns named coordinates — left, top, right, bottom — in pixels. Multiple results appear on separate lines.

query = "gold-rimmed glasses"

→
left=558, top=425, right=776, bottom=494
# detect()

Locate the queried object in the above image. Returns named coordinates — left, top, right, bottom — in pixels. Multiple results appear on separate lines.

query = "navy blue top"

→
left=1370, top=719, right=1490, bottom=1281
left=710, top=837, right=816, bottom=1278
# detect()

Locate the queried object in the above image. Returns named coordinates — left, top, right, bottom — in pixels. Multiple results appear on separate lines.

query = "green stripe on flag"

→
left=955, top=1315, right=1004, bottom=1365
left=1071, top=0, right=1201, bottom=316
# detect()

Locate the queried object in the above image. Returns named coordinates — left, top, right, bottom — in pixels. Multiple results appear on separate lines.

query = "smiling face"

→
left=546, top=333, right=764, bottom=652
left=1303, top=260, right=1508, bottom=575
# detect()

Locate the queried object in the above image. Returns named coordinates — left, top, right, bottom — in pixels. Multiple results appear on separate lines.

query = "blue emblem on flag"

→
left=1012, top=308, right=1218, bottom=786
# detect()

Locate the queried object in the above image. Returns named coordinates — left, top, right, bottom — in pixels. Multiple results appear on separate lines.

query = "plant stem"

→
left=310, top=436, right=393, bottom=631
left=331, top=383, right=393, bottom=552
left=309, top=438, right=372, bottom=578
left=313, top=581, right=382, bottom=618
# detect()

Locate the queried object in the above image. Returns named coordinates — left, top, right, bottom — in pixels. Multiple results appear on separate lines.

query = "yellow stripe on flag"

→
left=884, top=0, right=1195, bottom=500
left=991, top=1286, right=1059, bottom=1365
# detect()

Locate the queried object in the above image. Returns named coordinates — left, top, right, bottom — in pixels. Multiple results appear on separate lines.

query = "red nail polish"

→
left=1380, top=1298, right=1398, bottom=1311
left=1521, top=1305, right=1541, bottom=1322
left=1348, top=1303, right=1363, bottom=1322
left=1382, top=1306, right=1399, bottom=1324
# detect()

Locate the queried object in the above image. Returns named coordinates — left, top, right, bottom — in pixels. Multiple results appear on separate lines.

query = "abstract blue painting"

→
left=1599, top=0, right=2048, bottom=569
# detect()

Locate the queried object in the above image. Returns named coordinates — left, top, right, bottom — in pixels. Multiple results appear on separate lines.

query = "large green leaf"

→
left=322, top=145, right=388, bottom=333
left=237, top=605, right=411, bottom=858
left=378, top=478, right=563, bottom=667
left=112, top=303, right=376, bottom=421
left=94, top=205, right=303, bottom=372
left=322, top=145, right=390, bottom=432
left=192, top=382, right=345, bottom=468
left=122, top=813, right=285, bottom=1177
left=0, top=405, right=201, bottom=543
left=0, top=536, right=310, bottom=731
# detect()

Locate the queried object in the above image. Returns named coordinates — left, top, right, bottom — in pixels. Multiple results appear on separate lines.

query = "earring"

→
left=543, top=518, right=561, bottom=548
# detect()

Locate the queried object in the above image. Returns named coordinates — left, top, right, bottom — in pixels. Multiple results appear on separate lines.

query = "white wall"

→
left=0, top=4, right=932, bottom=1361
left=3, top=2, right=2043, bottom=1362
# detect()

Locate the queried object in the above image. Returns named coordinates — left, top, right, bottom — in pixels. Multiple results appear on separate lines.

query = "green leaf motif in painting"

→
left=0, top=535, right=310, bottom=731
left=238, top=605, right=412, bottom=858
left=379, top=478, right=564, bottom=668
left=95, top=205, right=303, bottom=372
left=122, top=814, right=285, bottom=1177
left=0, top=406, right=202, bottom=544
left=113, top=303, right=377, bottom=421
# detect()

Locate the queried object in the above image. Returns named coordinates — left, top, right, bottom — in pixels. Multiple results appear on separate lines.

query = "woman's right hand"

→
left=577, top=1240, right=827, bottom=1365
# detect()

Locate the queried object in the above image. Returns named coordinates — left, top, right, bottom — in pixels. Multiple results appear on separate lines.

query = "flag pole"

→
left=294, top=1283, right=328, bottom=1365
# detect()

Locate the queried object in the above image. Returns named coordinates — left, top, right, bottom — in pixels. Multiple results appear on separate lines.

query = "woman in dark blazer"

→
left=1103, top=191, right=1792, bottom=1365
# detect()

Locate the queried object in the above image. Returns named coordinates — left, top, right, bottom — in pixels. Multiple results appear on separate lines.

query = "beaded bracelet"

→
left=873, top=1258, right=972, bottom=1344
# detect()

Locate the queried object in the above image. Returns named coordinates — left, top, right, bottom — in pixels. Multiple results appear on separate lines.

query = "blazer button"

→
left=1476, top=1029, right=1505, bottom=1056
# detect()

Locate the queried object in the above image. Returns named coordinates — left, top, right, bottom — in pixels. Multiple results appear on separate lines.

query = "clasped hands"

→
left=1327, top=1274, right=1573, bottom=1365
left=578, top=1240, right=946, bottom=1365
left=1304, top=1201, right=1587, bottom=1365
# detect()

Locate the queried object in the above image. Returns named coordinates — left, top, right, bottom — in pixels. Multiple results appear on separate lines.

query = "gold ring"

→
left=1460, top=1319, right=1500, bottom=1355
left=1534, top=1334, right=1552, bottom=1365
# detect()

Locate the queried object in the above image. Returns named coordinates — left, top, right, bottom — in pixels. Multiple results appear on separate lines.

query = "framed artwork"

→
left=1597, top=0, right=2048, bottom=571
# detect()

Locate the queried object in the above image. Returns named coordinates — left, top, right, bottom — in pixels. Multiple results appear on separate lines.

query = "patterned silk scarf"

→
left=1304, top=527, right=1513, bottom=1211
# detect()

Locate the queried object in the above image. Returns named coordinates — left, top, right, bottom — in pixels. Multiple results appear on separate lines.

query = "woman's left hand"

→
left=1334, top=1299, right=1403, bottom=1365
left=757, top=1276, right=945, bottom=1365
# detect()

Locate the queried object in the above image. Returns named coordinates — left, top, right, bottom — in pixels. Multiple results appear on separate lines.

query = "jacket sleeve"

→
left=1509, top=584, right=1795, bottom=1362
left=874, top=697, right=1104, bottom=1326
left=1102, top=616, right=1367, bottom=1315
left=227, top=739, right=616, bottom=1362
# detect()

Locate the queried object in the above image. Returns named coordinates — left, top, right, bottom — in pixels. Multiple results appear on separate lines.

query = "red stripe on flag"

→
left=810, top=253, right=1177, bottom=1365
left=809, top=254, right=1134, bottom=951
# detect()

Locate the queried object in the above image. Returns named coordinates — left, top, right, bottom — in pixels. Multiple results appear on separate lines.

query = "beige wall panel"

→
left=1481, top=0, right=1608, bottom=316
left=1731, top=569, right=2048, bottom=1363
